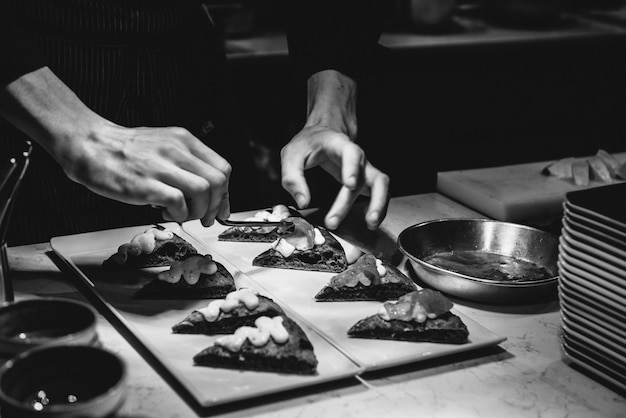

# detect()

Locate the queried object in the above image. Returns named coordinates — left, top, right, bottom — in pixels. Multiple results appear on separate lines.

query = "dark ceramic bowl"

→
left=0, top=298, right=98, bottom=356
left=0, top=345, right=126, bottom=418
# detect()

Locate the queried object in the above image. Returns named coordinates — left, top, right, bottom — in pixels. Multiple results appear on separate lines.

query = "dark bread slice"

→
left=133, top=262, right=235, bottom=300
left=193, top=316, right=318, bottom=375
left=348, top=311, right=469, bottom=344
left=315, top=254, right=417, bottom=301
left=103, top=230, right=197, bottom=270
left=217, top=207, right=302, bottom=242
left=252, top=228, right=347, bottom=273
left=172, top=295, right=285, bottom=334
left=218, top=226, right=280, bottom=242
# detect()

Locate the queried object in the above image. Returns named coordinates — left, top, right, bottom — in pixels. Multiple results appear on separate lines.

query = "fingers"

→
left=364, top=166, right=390, bottom=230
left=340, top=143, right=365, bottom=190
left=280, top=146, right=311, bottom=209
left=324, top=185, right=361, bottom=230
left=324, top=163, right=390, bottom=231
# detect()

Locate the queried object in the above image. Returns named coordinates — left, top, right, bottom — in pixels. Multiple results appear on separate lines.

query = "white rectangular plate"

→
left=51, top=223, right=363, bottom=409
left=183, top=216, right=506, bottom=372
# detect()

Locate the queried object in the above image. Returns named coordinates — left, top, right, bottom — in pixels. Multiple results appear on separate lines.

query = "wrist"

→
left=305, top=69, right=358, bottom=139
left=2, top=67, right=109, bottom=165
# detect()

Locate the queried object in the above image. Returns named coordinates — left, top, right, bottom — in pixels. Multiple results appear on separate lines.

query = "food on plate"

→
left=218, top=204, right=297, bottom=243
left=572, top=159, right=589, bottom=186
left=102, top=226, right=197, bottom=270
left=542, top=149, right=625, bottom=186
left=315, top=253, right=417, bottom=301
left=133, top=254, right=235, bottom=299
left=252, top=217, right=347, bottom=273
left=596, top=149, right=620, bottom=177
left=347, top=289, right=469, bottom=344
left=544, top=157, right=575, bottom=179
left=172, top=288, right=284, bottom=334
left=588, top=156, right=613, bottom=183
left=193, top=315, right=318, bottom=375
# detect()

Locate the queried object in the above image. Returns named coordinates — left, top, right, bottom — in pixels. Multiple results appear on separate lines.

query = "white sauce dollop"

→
left=110, top=228, right=174, bottom=265
left=215, top=316, right=289, bottom=351
left=157, top=254, right=217, bottom=285
left=197, top=289, right=260, bottom=322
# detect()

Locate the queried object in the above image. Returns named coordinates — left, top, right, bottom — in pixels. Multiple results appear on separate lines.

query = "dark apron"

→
left=2, top=0, right=256, bottom=245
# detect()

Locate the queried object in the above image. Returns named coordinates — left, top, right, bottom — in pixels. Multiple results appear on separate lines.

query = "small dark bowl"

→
left=0, top=345, right=126, bottom=418
left=398, top=218, right=559, bottom=304
left=0, top=298, right=98, bottom=356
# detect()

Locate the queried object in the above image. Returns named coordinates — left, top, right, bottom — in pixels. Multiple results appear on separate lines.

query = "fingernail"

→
left=326, top=216, right=339, bottom=230
left=295, top=193, right=306, bottom=208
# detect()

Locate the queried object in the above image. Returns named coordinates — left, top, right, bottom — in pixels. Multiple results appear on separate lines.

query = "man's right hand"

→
left=1, top=67, right=231, bottom=226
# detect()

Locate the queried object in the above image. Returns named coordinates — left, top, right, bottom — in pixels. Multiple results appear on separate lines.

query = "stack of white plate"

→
left=558, top=183, right=626, bottom=393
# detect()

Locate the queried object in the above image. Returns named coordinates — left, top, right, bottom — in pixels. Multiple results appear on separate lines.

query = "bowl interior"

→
left=0, top=298, right=97, bottom=353
left=398, top=219, right=559, bottom=283
left=0, top=345, right=125, bottom=416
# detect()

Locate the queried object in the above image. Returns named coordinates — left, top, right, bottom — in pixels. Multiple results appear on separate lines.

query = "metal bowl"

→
left=397, top=218, right=559, bottom=304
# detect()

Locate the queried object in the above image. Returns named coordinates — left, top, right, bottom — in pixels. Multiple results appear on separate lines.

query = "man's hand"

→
left=280, top=70, right=389, bottom=231
left=281, top=123, right=389, bottom=230
left=63, top=122, right=232, bottom=226
left=1, top=67, right=231, bottom=226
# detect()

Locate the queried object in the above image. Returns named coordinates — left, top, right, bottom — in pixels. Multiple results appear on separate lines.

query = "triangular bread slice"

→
left=133, top=258, right=235, bottom=300
left=172, top=292, right=284, bottom=334
left=103, top=226, right=197, bottom=270
left=252, top=227, right=347, bottom=273
left=193, top=315, right=318, bottom=375
left=218, top=205, right=301, bottom=243
left=315, top=254, right=417, bottom=301
left=347, top=289, right=469, bottom=344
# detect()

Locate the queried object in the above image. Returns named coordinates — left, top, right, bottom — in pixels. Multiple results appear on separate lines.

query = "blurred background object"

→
left=482, top=0, right=571, bottom=25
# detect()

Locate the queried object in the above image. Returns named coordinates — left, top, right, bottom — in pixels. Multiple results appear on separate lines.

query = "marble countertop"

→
left=6, top=193, right=626, bottom=418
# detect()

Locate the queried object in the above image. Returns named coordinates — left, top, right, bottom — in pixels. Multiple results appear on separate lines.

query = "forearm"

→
left=0, top=67, right=109, bottom=170
left=305, top=70, right=358, bottom=140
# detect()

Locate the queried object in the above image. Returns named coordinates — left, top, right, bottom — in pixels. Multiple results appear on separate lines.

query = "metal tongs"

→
left=216, top=206, right=300, bottom=234
left=1, top=141, right=33, bottom=303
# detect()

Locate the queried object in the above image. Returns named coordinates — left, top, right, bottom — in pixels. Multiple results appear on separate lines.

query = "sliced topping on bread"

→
left=378, top=289, right=453, bottom=323
left=315, top=254, right=417, bottom=301
left=253, top=219, right=347, bottom=273
left=347, top=289, right=469, bottom=344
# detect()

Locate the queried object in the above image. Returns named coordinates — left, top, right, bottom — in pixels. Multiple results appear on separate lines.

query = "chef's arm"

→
left=304, top=69, right=357, bottom=140
left=0, top=67, right=232, bottom=226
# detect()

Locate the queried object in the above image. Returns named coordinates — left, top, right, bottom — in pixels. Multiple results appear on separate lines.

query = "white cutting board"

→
left=436, top=152, right=626, bottom=223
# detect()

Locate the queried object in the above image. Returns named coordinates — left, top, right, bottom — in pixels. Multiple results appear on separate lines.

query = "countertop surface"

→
left=5, top=193, right=626, bottom=417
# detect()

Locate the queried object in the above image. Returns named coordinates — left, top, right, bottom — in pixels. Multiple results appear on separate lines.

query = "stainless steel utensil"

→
left=1, top=141, right=33, bottom=303
left=398, top=218, right=559, bottom=304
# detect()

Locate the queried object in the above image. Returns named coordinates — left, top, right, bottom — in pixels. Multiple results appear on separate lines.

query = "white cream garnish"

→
left=272, top=238, right=296, bottom=257
left=110, top=227, right=174, bottom=265
left=157, top=254, right=217, bottom=285
left=376, top=258, right=387, bottom=278
left=197, top=289, right=260, bottom=322
left=272, top=223, right=326, bottom=258
left=313, top=228, right=325, bottom=246
left=215, top=316, right=289, bottom=351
